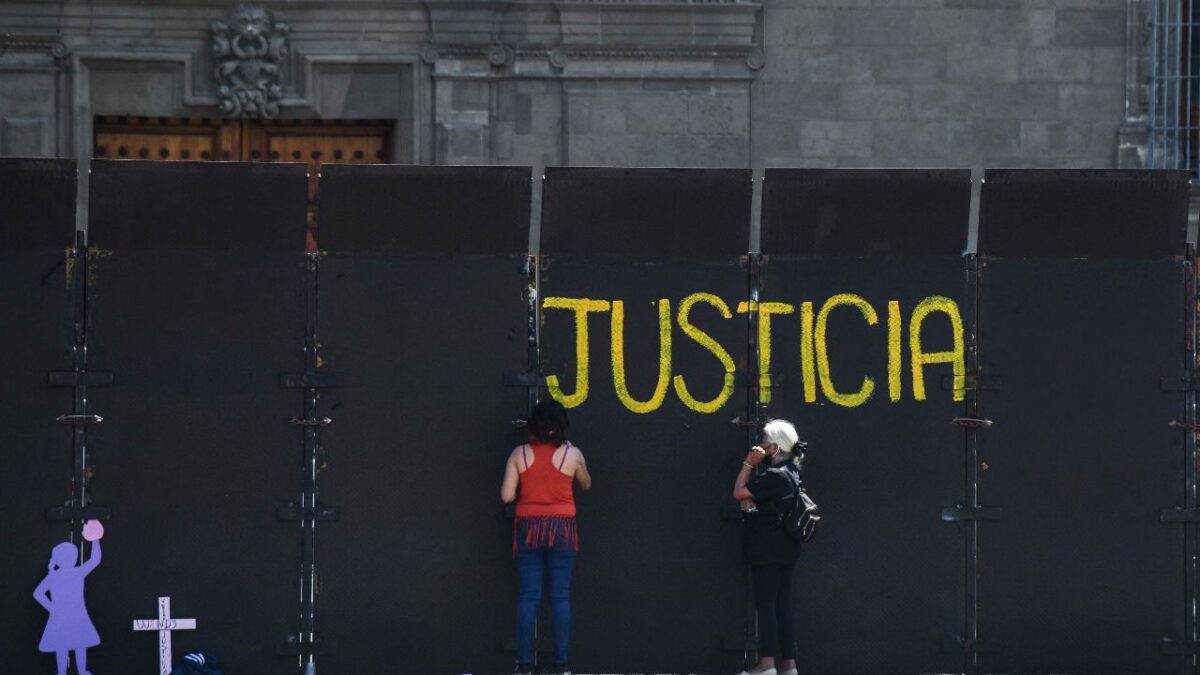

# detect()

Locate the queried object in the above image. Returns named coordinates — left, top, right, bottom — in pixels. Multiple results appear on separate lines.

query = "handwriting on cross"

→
left=133, top=597, right=196, bottom=675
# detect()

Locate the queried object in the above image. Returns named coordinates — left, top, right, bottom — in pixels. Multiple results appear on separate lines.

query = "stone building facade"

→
left=0, top=0, right=1154, bottom=229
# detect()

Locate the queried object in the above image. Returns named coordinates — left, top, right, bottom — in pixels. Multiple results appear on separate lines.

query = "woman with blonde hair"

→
left=732, top=419, right=804, bottom=675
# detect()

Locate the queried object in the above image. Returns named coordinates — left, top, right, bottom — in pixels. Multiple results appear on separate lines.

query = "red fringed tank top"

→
left=514, top=442, right=578, bottom=553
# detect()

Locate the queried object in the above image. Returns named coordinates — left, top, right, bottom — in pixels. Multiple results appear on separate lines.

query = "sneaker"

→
left=780, top=669, right=799, bottom=675
left=736, top=670, right=777, bottom=675
left=513, top=662, right=532, bottom=675
left=554, top=662, right=572, bottom=675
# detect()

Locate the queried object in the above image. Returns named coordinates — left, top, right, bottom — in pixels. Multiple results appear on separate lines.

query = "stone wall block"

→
left=908, top=10, right=990, bottom=46
left=871, top=47, right=947, bottom=83
left=835, top=10, right=915, bottom=46
left=874, top=120, right=950, bottom=160
left=1059, top=83, right=1124, bottom=120
left=1019, top=120, right=1090, bottom=156
left=983, top=9, right=1056, bottom=47
left=976, top=83, right=1059, bottom=120
left=766, top=9, right=837, bottom=47
left=628, top=95, right=689, bottom=134
left=800, top=120, right=873, bottom=158
left=589, top=96, right=627, bottom=135
left=1091, top=46, right=1125, bottom=84
left=837, top=84, right=912, bottom=120
left=911, top=83, right=980, bottom=119
left=1055, top=9, right=1126, bottom=46
left=948, top=119, right=1021, bottom=157
left=947, top=46, right=1020, bottom=83
left=688, top=95, right=748, bottom=136
left=797, top=48, right=873, bottom=83
left=762, top=83, right=840, bottom=119
left=1019, top=47, right=1093, bottom=82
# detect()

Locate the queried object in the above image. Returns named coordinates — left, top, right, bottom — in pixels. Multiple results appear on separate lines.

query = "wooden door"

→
left=94, top=116, right=392, bottom=249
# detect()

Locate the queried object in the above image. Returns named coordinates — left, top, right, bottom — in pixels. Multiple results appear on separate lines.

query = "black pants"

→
left=751, top=562, right=797, bottom=660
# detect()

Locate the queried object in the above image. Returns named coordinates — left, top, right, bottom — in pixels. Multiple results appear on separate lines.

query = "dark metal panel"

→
left=315, top=166, right=531, bottom=674
left=317, top=164, right=531, bottom=256
left=538, top=169, right=752, bottom=673
left=759, top=169, right=970, bottom=673
left=976, top=257, right=1186, bottom=674
left=762, top=169, right=971, bottom=256
left=85, top=161, right=307, bottom=674
left=88, top=159, right=307, bottom=251
left=540, top=167, right=753, bottom=257
left=756, top=256, right=968, bottom=674
left=539, top=257, right=751, bottom=673
left=978, top=169, right=1190, bottom=258
left=0, top=159, right=76, bottom=673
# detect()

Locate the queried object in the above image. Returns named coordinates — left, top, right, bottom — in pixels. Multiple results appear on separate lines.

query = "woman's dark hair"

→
left=528, top=399, right=569, bottom=444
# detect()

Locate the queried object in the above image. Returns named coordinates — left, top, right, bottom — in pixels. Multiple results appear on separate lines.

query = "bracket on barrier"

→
left=48, top=371, right=113, bottom=386
left=290, top=417, right=332, bottom=427
left=502, top=370, right=545, bottom=387
left=1168, top=420, right=1200, bottom=433
left=280, top=373, right=339, bottom=389
left=1160, top=376, right=1200, bottom=392
left=277, top=635, right=332, bottom=657
left=941, top=636, right=999, bottom=655
left=941, top=505, right=1003, bottom=522
left=56, top=414, right=103, bottom=425
left=952, top=417, right=993, bottom=429
left=942, top=374, right=1002, bottom=391
left=730, top=416, right=765, bottom=428
left=1160, top=507, right=1200, bottom=522
left=278, top=504, right=339, bottom=522
left=46, top=505, right=111, bottom=521
left=1161, top=636, right=1200, bottom=654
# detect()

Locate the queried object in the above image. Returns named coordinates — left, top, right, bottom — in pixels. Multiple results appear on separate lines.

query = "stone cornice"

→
left=423, top=0, right=762, bottom=70
left=0, top=33, right=69, bottom=60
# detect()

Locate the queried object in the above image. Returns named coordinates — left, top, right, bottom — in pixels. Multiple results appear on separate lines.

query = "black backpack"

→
left=774, top=464, right=819, bottom=543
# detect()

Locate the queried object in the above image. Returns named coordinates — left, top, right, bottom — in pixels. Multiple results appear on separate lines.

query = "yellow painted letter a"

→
left=909, top=296, right=966, bottom=402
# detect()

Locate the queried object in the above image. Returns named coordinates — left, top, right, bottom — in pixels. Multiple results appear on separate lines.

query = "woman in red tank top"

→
left=501, top=400, right=592, bottom=675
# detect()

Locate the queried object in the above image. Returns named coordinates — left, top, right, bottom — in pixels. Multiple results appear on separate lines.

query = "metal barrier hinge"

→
left=278, top=503, right=339, bottom=522
left=941, top=636, right=999, bottom=655
left=1160, top=507, right=1200, bottom=522
left=952, top=417, right=993, bottom=429
left=56, top=414, right=103, bottom=425
left=277, top=635, right=331, bottom=657
left=280, top=373, right=339, bottom=389
left=290, top=417, right=332, bottom=427
left=1160, top=376, right=1200, bottom=392
left=502, top=370, right=544, bottom=387
left=941, top=505, right=1003, bottom=522
left=1160, top=637, right=1200, bottom=654
left=942, top=373, right=1002, bottom=391
left=1168, top=420, right=1200, bottom=433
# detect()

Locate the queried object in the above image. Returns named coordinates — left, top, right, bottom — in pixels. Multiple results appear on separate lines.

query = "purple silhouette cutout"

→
left=33, top=540, right=102, bottom=675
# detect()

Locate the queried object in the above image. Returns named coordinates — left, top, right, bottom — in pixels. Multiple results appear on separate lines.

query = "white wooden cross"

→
left=133, top=596, right=197, bottom=675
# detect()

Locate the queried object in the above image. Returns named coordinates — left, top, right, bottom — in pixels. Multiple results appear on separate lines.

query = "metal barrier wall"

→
left=0, top=159, right=1193, bottom=675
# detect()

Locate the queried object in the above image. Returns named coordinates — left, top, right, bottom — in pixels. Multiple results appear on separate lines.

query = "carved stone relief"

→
left=210, top=4, right=289, bottom=119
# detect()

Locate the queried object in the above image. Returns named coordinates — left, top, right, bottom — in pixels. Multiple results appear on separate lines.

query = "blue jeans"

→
left=515, top=546, right=576, bottom=665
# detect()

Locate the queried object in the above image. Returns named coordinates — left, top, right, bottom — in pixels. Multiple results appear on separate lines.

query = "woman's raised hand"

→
left=745, top=446, right=767, bottom=466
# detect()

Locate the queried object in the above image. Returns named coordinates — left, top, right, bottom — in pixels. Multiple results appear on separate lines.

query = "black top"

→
left=742, top=463, right=803, bottom=566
